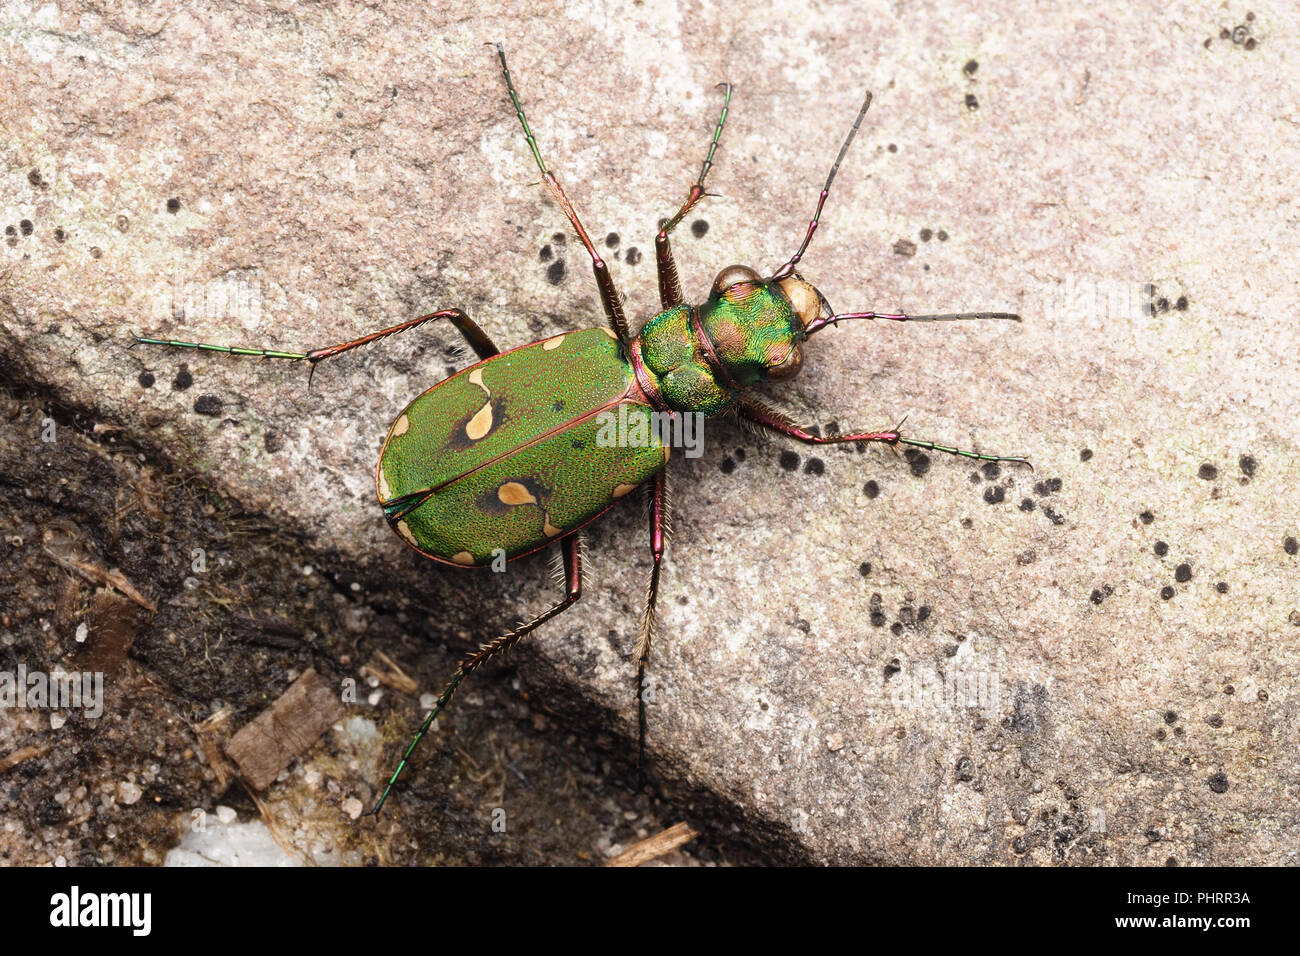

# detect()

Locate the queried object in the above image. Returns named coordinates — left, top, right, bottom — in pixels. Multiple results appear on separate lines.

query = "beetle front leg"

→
left=739, top=396, right=1031, bottom=467
left=370, top=532, right=582, bottom=816
left=654, top=83, right=731, bottom=310
left=634, top=470, right=669, bottom=769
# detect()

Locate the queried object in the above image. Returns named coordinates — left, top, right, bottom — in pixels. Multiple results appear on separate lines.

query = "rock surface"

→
left=3, top=1, right=1297, bottom=864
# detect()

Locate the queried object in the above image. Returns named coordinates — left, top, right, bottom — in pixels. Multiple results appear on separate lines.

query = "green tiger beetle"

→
left=138, top=45, right=1028, bottom=816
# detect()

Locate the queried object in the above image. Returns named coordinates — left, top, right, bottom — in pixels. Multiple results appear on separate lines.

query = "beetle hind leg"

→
left=634, top=471, right=670, bottom=773
left=369, top=532, right=582, bottom=816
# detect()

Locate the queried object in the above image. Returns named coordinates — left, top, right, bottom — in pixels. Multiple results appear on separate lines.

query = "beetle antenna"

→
left=804, top=310, right=1021, bottom=336
left=771, top=90, right=873, bottom=282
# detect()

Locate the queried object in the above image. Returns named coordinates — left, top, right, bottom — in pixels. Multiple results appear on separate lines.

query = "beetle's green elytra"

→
left=137, top=45, right=1028, bottom=818
left=377, top=327, right=668, bottom=567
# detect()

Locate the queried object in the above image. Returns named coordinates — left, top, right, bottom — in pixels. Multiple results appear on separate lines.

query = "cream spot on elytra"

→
left=451, top=551, right=476, bottom=566
left=498, top=481, right=537, bottom=506
left=396, top=520, right=418, bottom=546
left=613, top=483, right=637, bottom=498
left=542, top=334, right=565, bottom=350
left=466, top=402, right=494, bottom=440
left=391, top=413, right=410, bottom=437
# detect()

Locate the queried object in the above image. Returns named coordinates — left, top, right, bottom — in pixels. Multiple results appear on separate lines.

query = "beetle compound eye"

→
left=711, top=264, right=762, bottom=298
left=766, top=344, right=803, bottom=380
left=776, top=277, right=822, bottom=330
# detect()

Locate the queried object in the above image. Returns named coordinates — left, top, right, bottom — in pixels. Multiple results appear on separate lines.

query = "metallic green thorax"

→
left=634, top=280, right=801, bottom=414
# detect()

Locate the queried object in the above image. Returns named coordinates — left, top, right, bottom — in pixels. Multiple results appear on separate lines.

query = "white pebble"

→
left=117, top=782, right=143, bottom=805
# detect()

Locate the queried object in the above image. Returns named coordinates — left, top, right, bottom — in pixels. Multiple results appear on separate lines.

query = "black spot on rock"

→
left=1207, top=772, right=1229, bottom=794
left=1019, top=498, right=1035, bottom=512
left=858, top=561, right=871, bottom=577
left=1174, top=563, right=1192, bottom=583
left=863, top=479, right=880, bottom=499
left=983, top=485, right=1005, bottom=504
left=779, top=450, right=800, bottom=472
left=1160, top=585, right=1174, bottom=600
left=1198, top=462, right=1218, bottom=480
left=1238, top=454, right=1256, bottom=477
left=605, top=232, right=619, bottom=248
left=965, top=93, right=979, bottom=110
left=166, top=197, right=181, bottom=213
left=1080, top=448, right=1093, bottom=461
left=625, top=247, right=642, bottom=265
left=719, top=456, right=736, bottom=474
left=193, top=394, right=223, bottom=416
left=690, top=219, right=708, bottom=238
left=905, top=451, right=930, bottom=478
left=546, top=259, right=566, bottom=285
left=1284, top=536, right=1298, bottom=556
left=137, top=371, right=155, bottom=388
left=264, top=430, right=284, bottom=453
left=1139, top=510, right=1154, bottom=524
left=20, top=219, right=33, bottom=236
left=804, top=457, right=824, bottom=476
left=1154, top=541, right=1168, bottom=556
left=172, top=366, right=193, bottom=391
left=963, top=59, right=979, bottom=76
left=981, top=461, right=1001, bottom=480
left=539, top=244, right=553, bottom=262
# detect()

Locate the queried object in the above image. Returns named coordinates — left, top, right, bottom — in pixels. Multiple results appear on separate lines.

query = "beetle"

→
left=138, top=45, right=1027, bottom=814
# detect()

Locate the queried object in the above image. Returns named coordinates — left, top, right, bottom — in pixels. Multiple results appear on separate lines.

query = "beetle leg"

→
left=370, top=532, right=583, bottom=816
left=494, top=44, right=632, bottom=344
left=634, top=470, right=669, bottom=770
left=654, top=83, right=732, bottom=310
left=136, top=308, right=500, bottom=370
left=739, top=395, right=1031, bottom=467
left=306, top=309, right=500, bottom=363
